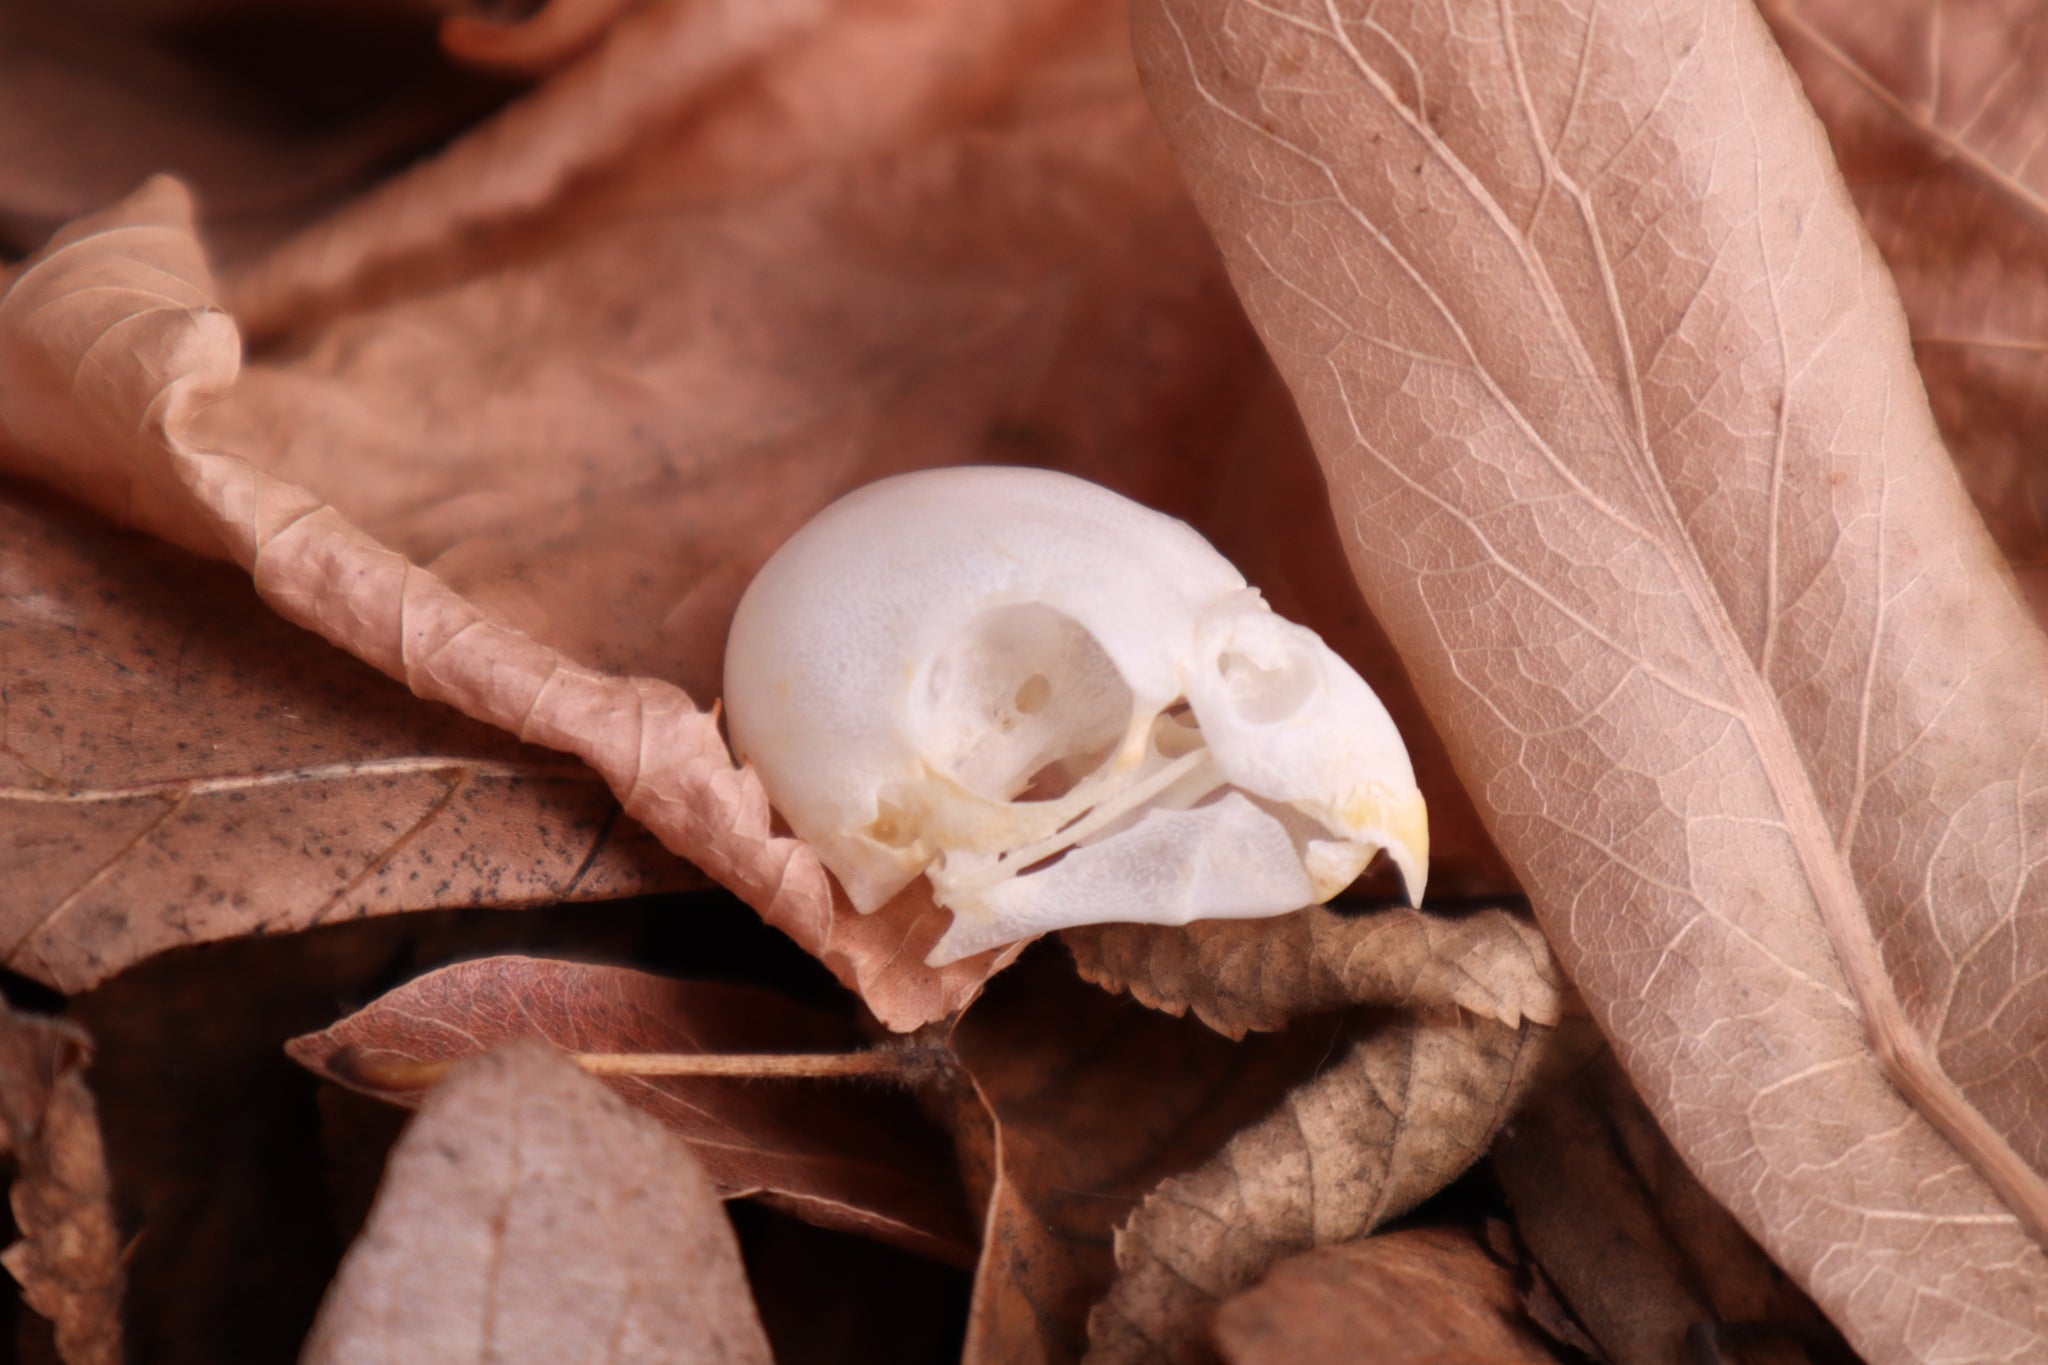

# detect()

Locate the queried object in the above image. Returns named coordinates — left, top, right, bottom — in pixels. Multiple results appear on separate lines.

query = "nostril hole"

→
left=1217, top=647, right=1318, bottom=725
left=1013, top=674, right=1052, bottom=715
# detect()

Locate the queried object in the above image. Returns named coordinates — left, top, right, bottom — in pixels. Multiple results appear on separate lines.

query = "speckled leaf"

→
left=0, top=484, right=693, bottom=992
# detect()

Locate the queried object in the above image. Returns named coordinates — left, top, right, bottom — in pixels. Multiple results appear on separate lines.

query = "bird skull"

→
left=723, top=466, right=1427, bottom=965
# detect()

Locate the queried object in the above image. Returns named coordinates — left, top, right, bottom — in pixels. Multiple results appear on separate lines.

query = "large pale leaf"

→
left=1134, top=0, right=2048, bottom=1357
left=1761, top=0, right=2048, bottom=573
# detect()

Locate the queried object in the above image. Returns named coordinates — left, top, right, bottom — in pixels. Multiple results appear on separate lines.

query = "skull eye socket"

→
left=910, top=602, right=1134, bottom=801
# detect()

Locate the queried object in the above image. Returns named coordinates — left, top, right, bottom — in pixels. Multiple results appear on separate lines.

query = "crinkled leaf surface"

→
left=1064, top=904, right=1562, bottom=1038
left=1084, top=1014, right=1587, bottom=1365
left=0, top=1000, right=123, bottom=1365
left=1135, top=0, right=2048, bottom=1357
left=287, top=954, right=973, bottom=1264
left=1761, top=0, right=2048, bottom=575
left=0, top=482, right=693, bottom=991
left=941, top=944, right=1348, bottom=1365
left=1211, top=1227, right=1565, bottom=1365
left=300, top=1039, right=773, bottom=1365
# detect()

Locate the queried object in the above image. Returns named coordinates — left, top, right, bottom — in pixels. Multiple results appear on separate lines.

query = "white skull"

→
left=723, top=466, right=1427, bottom=965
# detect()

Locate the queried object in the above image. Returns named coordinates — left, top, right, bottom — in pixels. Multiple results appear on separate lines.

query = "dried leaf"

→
left=301, top=1039, right=773, bottom=1365
left=0, top=175, right=1009, bottom=1028
left=287, top=954, right=973, bottom=1264
left=439, top=0, right=646, bottom=77
left=226, top=0, right=827, bottom=335
left=1760, top=0, right=2048, bottom=571
left=1211, top=1227, right=1565, bottom=1365
left=0, top=1001, right=122, bottom=1365
left=1494, top=1050, right=1835, bottom=1365
left=0, top=3, right=500, bottom=261
left=1135, top=0, right=2048, bottom=1355
left=0, top=482, right=694, bottom=991
left=1084, top=1014, right=1588, bottom=1365
left=1063, top=904, right=1563, bottom=1039
left=940, top=944, right=1346, bottom=1365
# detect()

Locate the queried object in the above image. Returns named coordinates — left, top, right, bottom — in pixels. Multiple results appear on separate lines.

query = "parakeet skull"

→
left=723, top=466, right=1427, bottom=965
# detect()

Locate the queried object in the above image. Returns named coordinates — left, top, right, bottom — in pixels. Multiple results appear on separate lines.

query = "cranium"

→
left=723, top=466, right=1427, bottom=965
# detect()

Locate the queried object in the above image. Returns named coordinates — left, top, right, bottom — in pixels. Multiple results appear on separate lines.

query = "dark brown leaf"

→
left=1212, top=1227, right=1566, bottom=1365
left=1493, top=1050, right=1840, bottom=1365
left=300, top=1039, right=774, bottom=1365
left=1084, top=1015, right=1592, bottom=1365
left=0, top=2, right=505, bottom=262
left=0, top=1001, right=122, bottom=1365
left=287, top=954, right=974, bottom=1264
left=0, top=481, right=697, bottom=992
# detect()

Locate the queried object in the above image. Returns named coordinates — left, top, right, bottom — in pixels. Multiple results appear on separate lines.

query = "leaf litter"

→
left=3, top=0, right=2048, bottom=1359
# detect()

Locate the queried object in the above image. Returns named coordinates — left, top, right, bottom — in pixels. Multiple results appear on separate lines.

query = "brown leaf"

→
left=1136, top=0, right=2048, bottom=1355
left=1211, top=1227, right=1566, bottom=1365
left=1084, top=1014, right=1590, bottom=1365
left=224, top=0, right=829, bottom=336
left=0, top=3, right=503, bottom=261
left=0, top=1001, right=123, bottom=1365
left=1494, top=1050, right=1837, bottom=1365
left=1063, top=904, right=1564, bottom=1039
left=0, top=481, right=696, bottom=992
left=286, top=954, right=973, bottom=1264
left=938, top=944, right=1347, bottom=1365
left=300, top=1039, right=773, bottom=1365
left=1760, top=0, right=2048, bottom=572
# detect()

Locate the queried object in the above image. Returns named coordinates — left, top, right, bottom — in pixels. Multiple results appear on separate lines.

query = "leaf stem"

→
left=570, top=1050, right=906, bottom=1079
left=326, top=1044, right=935, bottom=1094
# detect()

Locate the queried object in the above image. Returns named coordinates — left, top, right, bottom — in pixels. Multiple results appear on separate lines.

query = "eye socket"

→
left=1214, top=643, right=1319, bottom=726
left=911, top=603, right=1133, bottom=800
